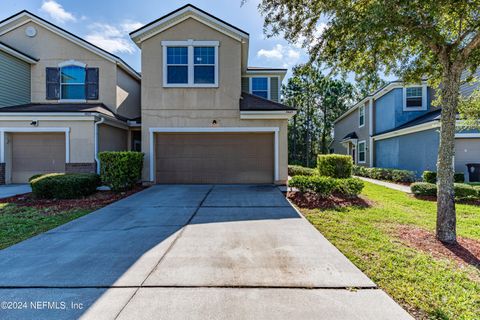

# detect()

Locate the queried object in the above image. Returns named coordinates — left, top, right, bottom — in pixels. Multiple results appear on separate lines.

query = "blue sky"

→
left=2, top=0, right=310, bottom=77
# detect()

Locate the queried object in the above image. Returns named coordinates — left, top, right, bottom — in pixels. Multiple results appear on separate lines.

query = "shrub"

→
left=289, top=175, right=364, bottom=197
left=333, top=178, right=364, bottom=197
left=288, top=165, right=316, bottom=177
left=99, top=151, right=144, bottom=192
left=422, top=171, right=465, bottom=183
left=422, top=171, right=437, bottom=183
left=353, top=165, right=415, bottom=183
left=411, top=182, right=479, bottom=200
left=317, top=154, right=352, bottom=178
left=30, top=173, right=100, bottom=199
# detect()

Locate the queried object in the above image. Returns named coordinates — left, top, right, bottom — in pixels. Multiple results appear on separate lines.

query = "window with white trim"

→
left=251, top=77, right=269, bottom=99
left=162, top=40, right=219, bottom=87
left=359, top=105, right=365, bottom=127
left=60, top=65, right=86, bottom=100
left=406, top=87, right=423, bottom=108
left=358, top=141, right=366, bottom=163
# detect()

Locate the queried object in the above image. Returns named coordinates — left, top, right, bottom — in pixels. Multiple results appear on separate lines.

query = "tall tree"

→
left=284, top=64, right=354, bottom=166
left=257, top=0, right=480, bottom=244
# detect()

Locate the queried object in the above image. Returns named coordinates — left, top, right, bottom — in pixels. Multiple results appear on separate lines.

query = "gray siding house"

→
left=332, top=80, right=480, bottom=181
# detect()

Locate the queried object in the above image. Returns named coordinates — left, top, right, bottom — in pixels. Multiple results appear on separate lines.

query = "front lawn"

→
left=296, top=182, right=480, bottom=319
left=0, top=187, right=144, bottom=250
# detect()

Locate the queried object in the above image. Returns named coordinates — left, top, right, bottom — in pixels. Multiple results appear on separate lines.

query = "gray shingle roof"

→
left=240, top=92, right=295, bottom=111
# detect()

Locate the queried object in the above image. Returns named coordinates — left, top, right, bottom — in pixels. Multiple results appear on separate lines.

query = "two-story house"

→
left=332, top=78, right=480, bottom=181
left=0, top=5, right=295, bottom=185
left=129, top=5, right=295, bottom=184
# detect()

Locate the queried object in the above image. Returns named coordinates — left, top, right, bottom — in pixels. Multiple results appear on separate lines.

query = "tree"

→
left=284, top=64, right=354, bottom=166
left=257, top=0, right=480, bottom=244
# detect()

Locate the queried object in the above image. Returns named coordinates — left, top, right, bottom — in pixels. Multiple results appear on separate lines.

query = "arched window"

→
left=60, top=64, right=86, bottom=100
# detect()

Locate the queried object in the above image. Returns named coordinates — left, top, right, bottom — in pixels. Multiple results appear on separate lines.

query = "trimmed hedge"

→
left=411, top=182, right=479, bottom=200
left=289, top=175, right=364, bottom=198
left=317, top=154, right=352, bottom=178
left=353, top=165, right=415, bottom=183
left=30, top=173, right=100, bottom=199
left=99, top=151, right=144, bottom=192
left=288, top=165, right=316, bottom=177
left=422, top=171, right=465, bottom=184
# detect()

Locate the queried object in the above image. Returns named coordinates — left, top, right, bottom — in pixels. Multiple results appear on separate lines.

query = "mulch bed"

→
left=287, top=191, right=373, bottom=210
left=396, top=225, right=480, bottom=270
left=0, top=185, right=146, bottom=215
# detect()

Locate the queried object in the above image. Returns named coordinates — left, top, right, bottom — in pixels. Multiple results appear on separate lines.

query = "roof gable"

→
left=130, top=4, right=249, bottom=45
left=0, top=41, right=37, bottom=64
left=0, top=10, right=140, bottom=80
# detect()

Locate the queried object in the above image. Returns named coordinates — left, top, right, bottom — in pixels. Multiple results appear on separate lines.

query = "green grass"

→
left=0, top=203, right=91, bottom=250
left=301, top=182, right=480, bottom=319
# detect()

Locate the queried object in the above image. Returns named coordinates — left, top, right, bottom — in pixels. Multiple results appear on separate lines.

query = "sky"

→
left=1, top=0, right=310, bottom=78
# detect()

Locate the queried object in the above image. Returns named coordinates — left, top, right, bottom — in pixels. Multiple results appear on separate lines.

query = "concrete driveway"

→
left=0, top=185, right=412, bottom=319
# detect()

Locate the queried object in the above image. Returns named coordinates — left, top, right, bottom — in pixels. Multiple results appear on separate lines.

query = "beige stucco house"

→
left=130, top=5, right=295, bottom=184
left=0, top=5, right=294, bottom=185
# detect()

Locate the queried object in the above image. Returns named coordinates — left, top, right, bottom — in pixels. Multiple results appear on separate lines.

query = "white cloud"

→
left=85, top=22, right=139, bottom=54
left=257, top=44, right=284, bottom=59
left=120, top=21, right=144, bottom=33
left=40, top=0, right=76, bottom=23
left=256, top=44, right=302, bottom=68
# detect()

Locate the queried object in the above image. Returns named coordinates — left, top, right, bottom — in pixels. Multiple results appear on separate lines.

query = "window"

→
left=166, top=47, right=188, bottom=84
left=60, top=65, right=86, bottom=100
left=358, top=141, right=366, bottom=163
left=162, top=40, right=219, bottom=87
left=194, top=47, right=215, bottom=84
left=359, top=105, right=365, bottom=127
left=404, top=86, right=426, bottom=111
left=251, top=77, right=269, bottom=99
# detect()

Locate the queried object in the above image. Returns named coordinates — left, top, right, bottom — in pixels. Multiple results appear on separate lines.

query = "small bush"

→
left=454, top=173, right=465, bottom=183
left=411, top=182, right=437, bottom=197
left=318, top=154, right=352, bottom=178
left=411, top=182, right=479, bottom=200
left=30, top=173, right=100, bottom=199
left=422, top=171, right=465, bottom=183
left=288, top=165, right=316, bottom=177
left=334, top=178, right=365, bottom=197
left=289, top=175, right=364, bottom=198
left=353, top=165, right=415, bottom=183
left=99, top=151, right=144, bottom=192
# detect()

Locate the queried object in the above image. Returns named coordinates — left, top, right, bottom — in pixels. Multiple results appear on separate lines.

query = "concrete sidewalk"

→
left=0, top=185, right=412, bottom=319
left=357, top=176, right=412, bottom=193
left=0, top=184, right=31, bottom=199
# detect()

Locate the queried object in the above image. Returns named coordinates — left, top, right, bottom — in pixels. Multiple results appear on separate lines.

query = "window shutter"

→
left=46, top=67, right=60, bottom=100
left=85, top=68, right=99, bottom=100
left=270, top=77, right=279, bottom=102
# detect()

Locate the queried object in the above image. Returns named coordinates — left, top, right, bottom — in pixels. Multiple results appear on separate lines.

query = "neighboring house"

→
left=332, top=79, right=480, bottom=181
left=0, top=5, right=295, bottom=185
left=0, top=10, right=141, bottom=184
left=130, top=4, right=295, bottom=184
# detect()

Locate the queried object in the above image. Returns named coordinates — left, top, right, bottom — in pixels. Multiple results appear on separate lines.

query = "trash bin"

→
left=466, top=163, right=480, bottom=182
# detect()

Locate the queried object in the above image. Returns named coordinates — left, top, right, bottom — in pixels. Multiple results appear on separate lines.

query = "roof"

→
left=342, top=132, right=358, bottom=141
left=130, top=4, right=249, bottom=44
left=374, top=109, right=441, bottom=136
left=0, top=10, right=140, bottom=80
left=0, top=41, right=38, bottom=63
left=0, top=103, right=129, bottom=121
left=240, top=92, right=295, bottom=111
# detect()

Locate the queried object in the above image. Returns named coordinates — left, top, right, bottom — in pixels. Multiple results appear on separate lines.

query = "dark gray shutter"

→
left=85, top=68, right=99, bottom=100
left=46, top=67, right=60, bottom=100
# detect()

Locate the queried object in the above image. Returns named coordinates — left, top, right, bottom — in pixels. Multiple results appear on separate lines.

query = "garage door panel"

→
left=156, top=133, right=274, bottom=184
left=11, top=133, right=66, bottom=183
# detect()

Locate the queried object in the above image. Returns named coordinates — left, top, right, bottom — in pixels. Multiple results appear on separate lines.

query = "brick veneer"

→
left=0, top=163, right=5, bottom=185
left=65, top=163, right=96, bottom=174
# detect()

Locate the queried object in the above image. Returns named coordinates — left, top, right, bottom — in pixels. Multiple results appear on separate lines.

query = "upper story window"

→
left=359, top=105, right=365, bottom=127
left=358, top=141, right=366, bottom=163
left=251, top=77, right=269, bottom=99
left=162, top=40, right=219, bottom=87
left=403, top=85, right=427, bottom=111
left=46, top=60, right=99, bottom=101
left=61, top=65, right=86, bottom=100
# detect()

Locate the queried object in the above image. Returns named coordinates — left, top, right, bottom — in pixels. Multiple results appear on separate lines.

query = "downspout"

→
left=94, top=116, right=105, bottom=174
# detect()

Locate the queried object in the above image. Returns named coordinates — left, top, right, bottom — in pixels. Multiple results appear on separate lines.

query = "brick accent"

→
left=0, top=163, right=5, bottom=185
left=65, top=163, right=96, bottom=174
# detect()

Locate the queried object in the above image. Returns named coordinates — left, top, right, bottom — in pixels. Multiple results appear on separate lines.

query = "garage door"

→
left=11, top=133, right=66, bottom=183
left=156, top=133, right=274, bottom=184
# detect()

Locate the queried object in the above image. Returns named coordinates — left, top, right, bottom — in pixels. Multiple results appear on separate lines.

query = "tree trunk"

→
left=292, top=114, right=297, bottom=163
left=321, top=106, right=328, bottom=154
left=306, top=103, right=311, bottom=167
left=436, top=64, right=463, bottom=244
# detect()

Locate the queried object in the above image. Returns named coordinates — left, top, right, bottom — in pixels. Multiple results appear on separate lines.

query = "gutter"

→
left=94, top=116, right=105, bottom=174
